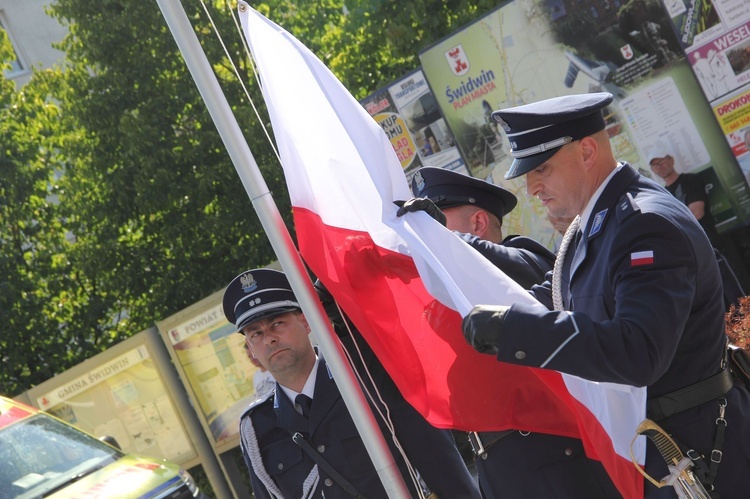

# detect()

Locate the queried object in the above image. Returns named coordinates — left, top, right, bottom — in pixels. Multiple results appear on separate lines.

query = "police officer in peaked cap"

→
left=409, top=166, right=554, bottom=289
left=404, top=165, right=601, bottom=498
left=461, top=92, right=750, bottom=497
left=224, top=268, right=420, bottom=498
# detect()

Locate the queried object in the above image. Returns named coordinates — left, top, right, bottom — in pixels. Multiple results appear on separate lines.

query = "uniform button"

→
left=317, top=445, right=325, bottom=453
left=515, top=351, right=526, bottom=360
left=565, top=448, right=573, bottom=456
left=277, top=462, right=284, bottom=470
left=481, top=453, right=488, bottom=460
left=325, top=478, right=334, bottom=487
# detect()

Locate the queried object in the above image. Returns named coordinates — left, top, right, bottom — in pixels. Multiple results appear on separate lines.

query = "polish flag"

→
left=239, top=5, right=645, bottom=497
left=631, top=250, right=655, bottom=267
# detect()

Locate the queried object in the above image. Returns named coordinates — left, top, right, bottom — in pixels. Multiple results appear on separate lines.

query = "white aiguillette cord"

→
left=552, top=215, right=581, bottom=311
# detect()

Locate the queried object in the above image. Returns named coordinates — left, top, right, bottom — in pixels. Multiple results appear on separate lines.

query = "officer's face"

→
left=243, top=311, right=314, bottom=376
left=525, top=142, right=588, bottom=218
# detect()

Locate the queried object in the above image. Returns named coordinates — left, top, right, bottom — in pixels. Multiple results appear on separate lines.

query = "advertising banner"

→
left=26, top=330, right=197, bottom=467
left=666, top=0, right=750, bottom=202
left=156, top=287, right=262, bottom=452
left=419, top=0, right=750, bottom=246
left=360, top=69, right=468, bottom=181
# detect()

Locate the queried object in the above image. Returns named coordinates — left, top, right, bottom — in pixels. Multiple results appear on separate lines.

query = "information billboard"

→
left=419, top=0, right=750, bottom=246
left=360, top=68, right=469, bottom=182
left=25, top=328, right=198, bottom=467
left=156, top=287, right=263, bottom=453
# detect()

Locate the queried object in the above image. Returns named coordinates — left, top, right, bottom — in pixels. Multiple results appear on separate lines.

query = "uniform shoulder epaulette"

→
left=241, top=388, right=275, bottom=419
left=616, top=192, right=641, bottom=223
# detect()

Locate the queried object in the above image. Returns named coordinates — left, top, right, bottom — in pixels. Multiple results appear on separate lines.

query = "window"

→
left=0, top=11, right=29, bottom=79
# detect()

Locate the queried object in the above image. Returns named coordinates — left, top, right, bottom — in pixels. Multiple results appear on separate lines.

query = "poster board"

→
left=155, top=284, right=266, bottom=454
left=360, top=68, right=469, bottom=182
left=25, top=328, right=198, bottom=468
left=419, top=0, right=750, bottom=247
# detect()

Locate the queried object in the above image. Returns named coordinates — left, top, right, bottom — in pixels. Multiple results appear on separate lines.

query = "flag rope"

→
left=197, top=0, right=281, bottom=163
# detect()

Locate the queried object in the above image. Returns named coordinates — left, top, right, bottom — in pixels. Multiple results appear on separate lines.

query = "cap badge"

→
left=240, top=272, right=258, bottom=293
left=414, top=171, right=425, bottom=194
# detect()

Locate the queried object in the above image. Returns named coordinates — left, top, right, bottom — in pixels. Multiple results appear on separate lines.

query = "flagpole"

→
left=153, top=1, right=412, bottom=497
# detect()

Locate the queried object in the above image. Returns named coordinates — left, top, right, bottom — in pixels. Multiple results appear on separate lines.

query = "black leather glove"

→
left=461, top=305, right=510, bottom=355
left=394, top=198, right=446, bottom=226
left=313, top=279, right=350, bottom=338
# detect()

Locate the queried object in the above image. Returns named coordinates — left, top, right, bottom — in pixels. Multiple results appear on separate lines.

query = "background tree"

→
left=0, top=31, right=87, bottom=394
left=2, top=0, right=505, bottom=398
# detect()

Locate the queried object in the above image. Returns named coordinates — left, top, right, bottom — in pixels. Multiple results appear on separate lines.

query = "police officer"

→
left=462, top=92, right=750, bottom=497
left=410, top=166, right=554, bottom=288
left=404, top=167, right=618, bottom=498
left=223, top=268, right=419, bottom=498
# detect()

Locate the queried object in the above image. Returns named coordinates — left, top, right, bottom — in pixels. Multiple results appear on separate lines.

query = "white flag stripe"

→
left=631, top=251, right=654, bottom=259
left=564, top=378, right=646, bottom=461
left=240, top=8, right=408, bottom=238
left=240, top=4, right=537, bottom=315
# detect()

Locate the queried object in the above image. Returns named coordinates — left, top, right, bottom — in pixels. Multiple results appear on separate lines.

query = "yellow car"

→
left=0, top=396, right=205, bottom=498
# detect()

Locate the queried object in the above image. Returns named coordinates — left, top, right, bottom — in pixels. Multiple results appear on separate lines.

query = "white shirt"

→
left=279, top=356, right=319, bottom=413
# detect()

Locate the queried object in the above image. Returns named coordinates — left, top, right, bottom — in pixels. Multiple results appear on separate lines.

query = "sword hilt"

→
left=630, top=419, right=711, bottom=498
left=636, top=419, right=683, bottom=466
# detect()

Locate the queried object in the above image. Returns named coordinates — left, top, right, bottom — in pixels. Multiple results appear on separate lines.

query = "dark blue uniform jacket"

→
left=498, top=163, right=750, bottom=498
left=464, top=228, right=619, bottom=498
left=239, top=359, right=418, bottom=498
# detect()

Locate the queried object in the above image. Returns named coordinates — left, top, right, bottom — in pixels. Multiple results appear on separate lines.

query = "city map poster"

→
left=28, top=331, right=196, bottom=466
left=419, top=0, right=750, bottom=245
left=360, top=68, right=468, bottom=182
left=156, top=289, right=261, bottom=451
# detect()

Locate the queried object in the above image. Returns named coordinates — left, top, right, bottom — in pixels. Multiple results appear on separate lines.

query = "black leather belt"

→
left=468, top=430, right=515, bottom=456
left=646, top=368, right=734, bottom=421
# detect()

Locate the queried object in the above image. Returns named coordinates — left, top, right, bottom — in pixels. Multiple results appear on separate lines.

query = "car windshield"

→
left=0, top=413, right=120, bottom=498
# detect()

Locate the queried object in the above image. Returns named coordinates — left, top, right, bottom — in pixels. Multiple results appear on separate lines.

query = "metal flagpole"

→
left=153, top=1, right=411, bottom=497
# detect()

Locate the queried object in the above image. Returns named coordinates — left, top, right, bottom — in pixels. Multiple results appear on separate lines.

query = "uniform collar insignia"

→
left=589, top=208, right=608, bottom=237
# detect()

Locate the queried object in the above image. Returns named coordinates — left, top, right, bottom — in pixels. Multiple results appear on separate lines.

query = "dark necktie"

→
left=295, top=394, right=313, bottom=418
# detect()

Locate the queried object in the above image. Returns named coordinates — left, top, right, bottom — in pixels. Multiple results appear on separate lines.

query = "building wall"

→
left=0, top=0, right=67, bottom=87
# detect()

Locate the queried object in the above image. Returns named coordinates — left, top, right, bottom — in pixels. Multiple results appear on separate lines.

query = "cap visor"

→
left=235, top=306, right=300, bottom=334
left=504, top=148, right=560, bottom=180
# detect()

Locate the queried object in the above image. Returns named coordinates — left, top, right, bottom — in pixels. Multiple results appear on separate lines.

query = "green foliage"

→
left=47, top=0, right=287, bottom=342
left=552, top=11, right=598, bottom=51
left=2, top=0, right=508, bottom=396
left=0, top=37, right=84, bottom=393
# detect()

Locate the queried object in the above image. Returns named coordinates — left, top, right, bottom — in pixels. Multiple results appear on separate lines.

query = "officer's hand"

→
left=313, top=279, right=350, bottom=338
left=394, top=198, right=446, bottom=226
left=461, top=305, right=510, bottom=355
